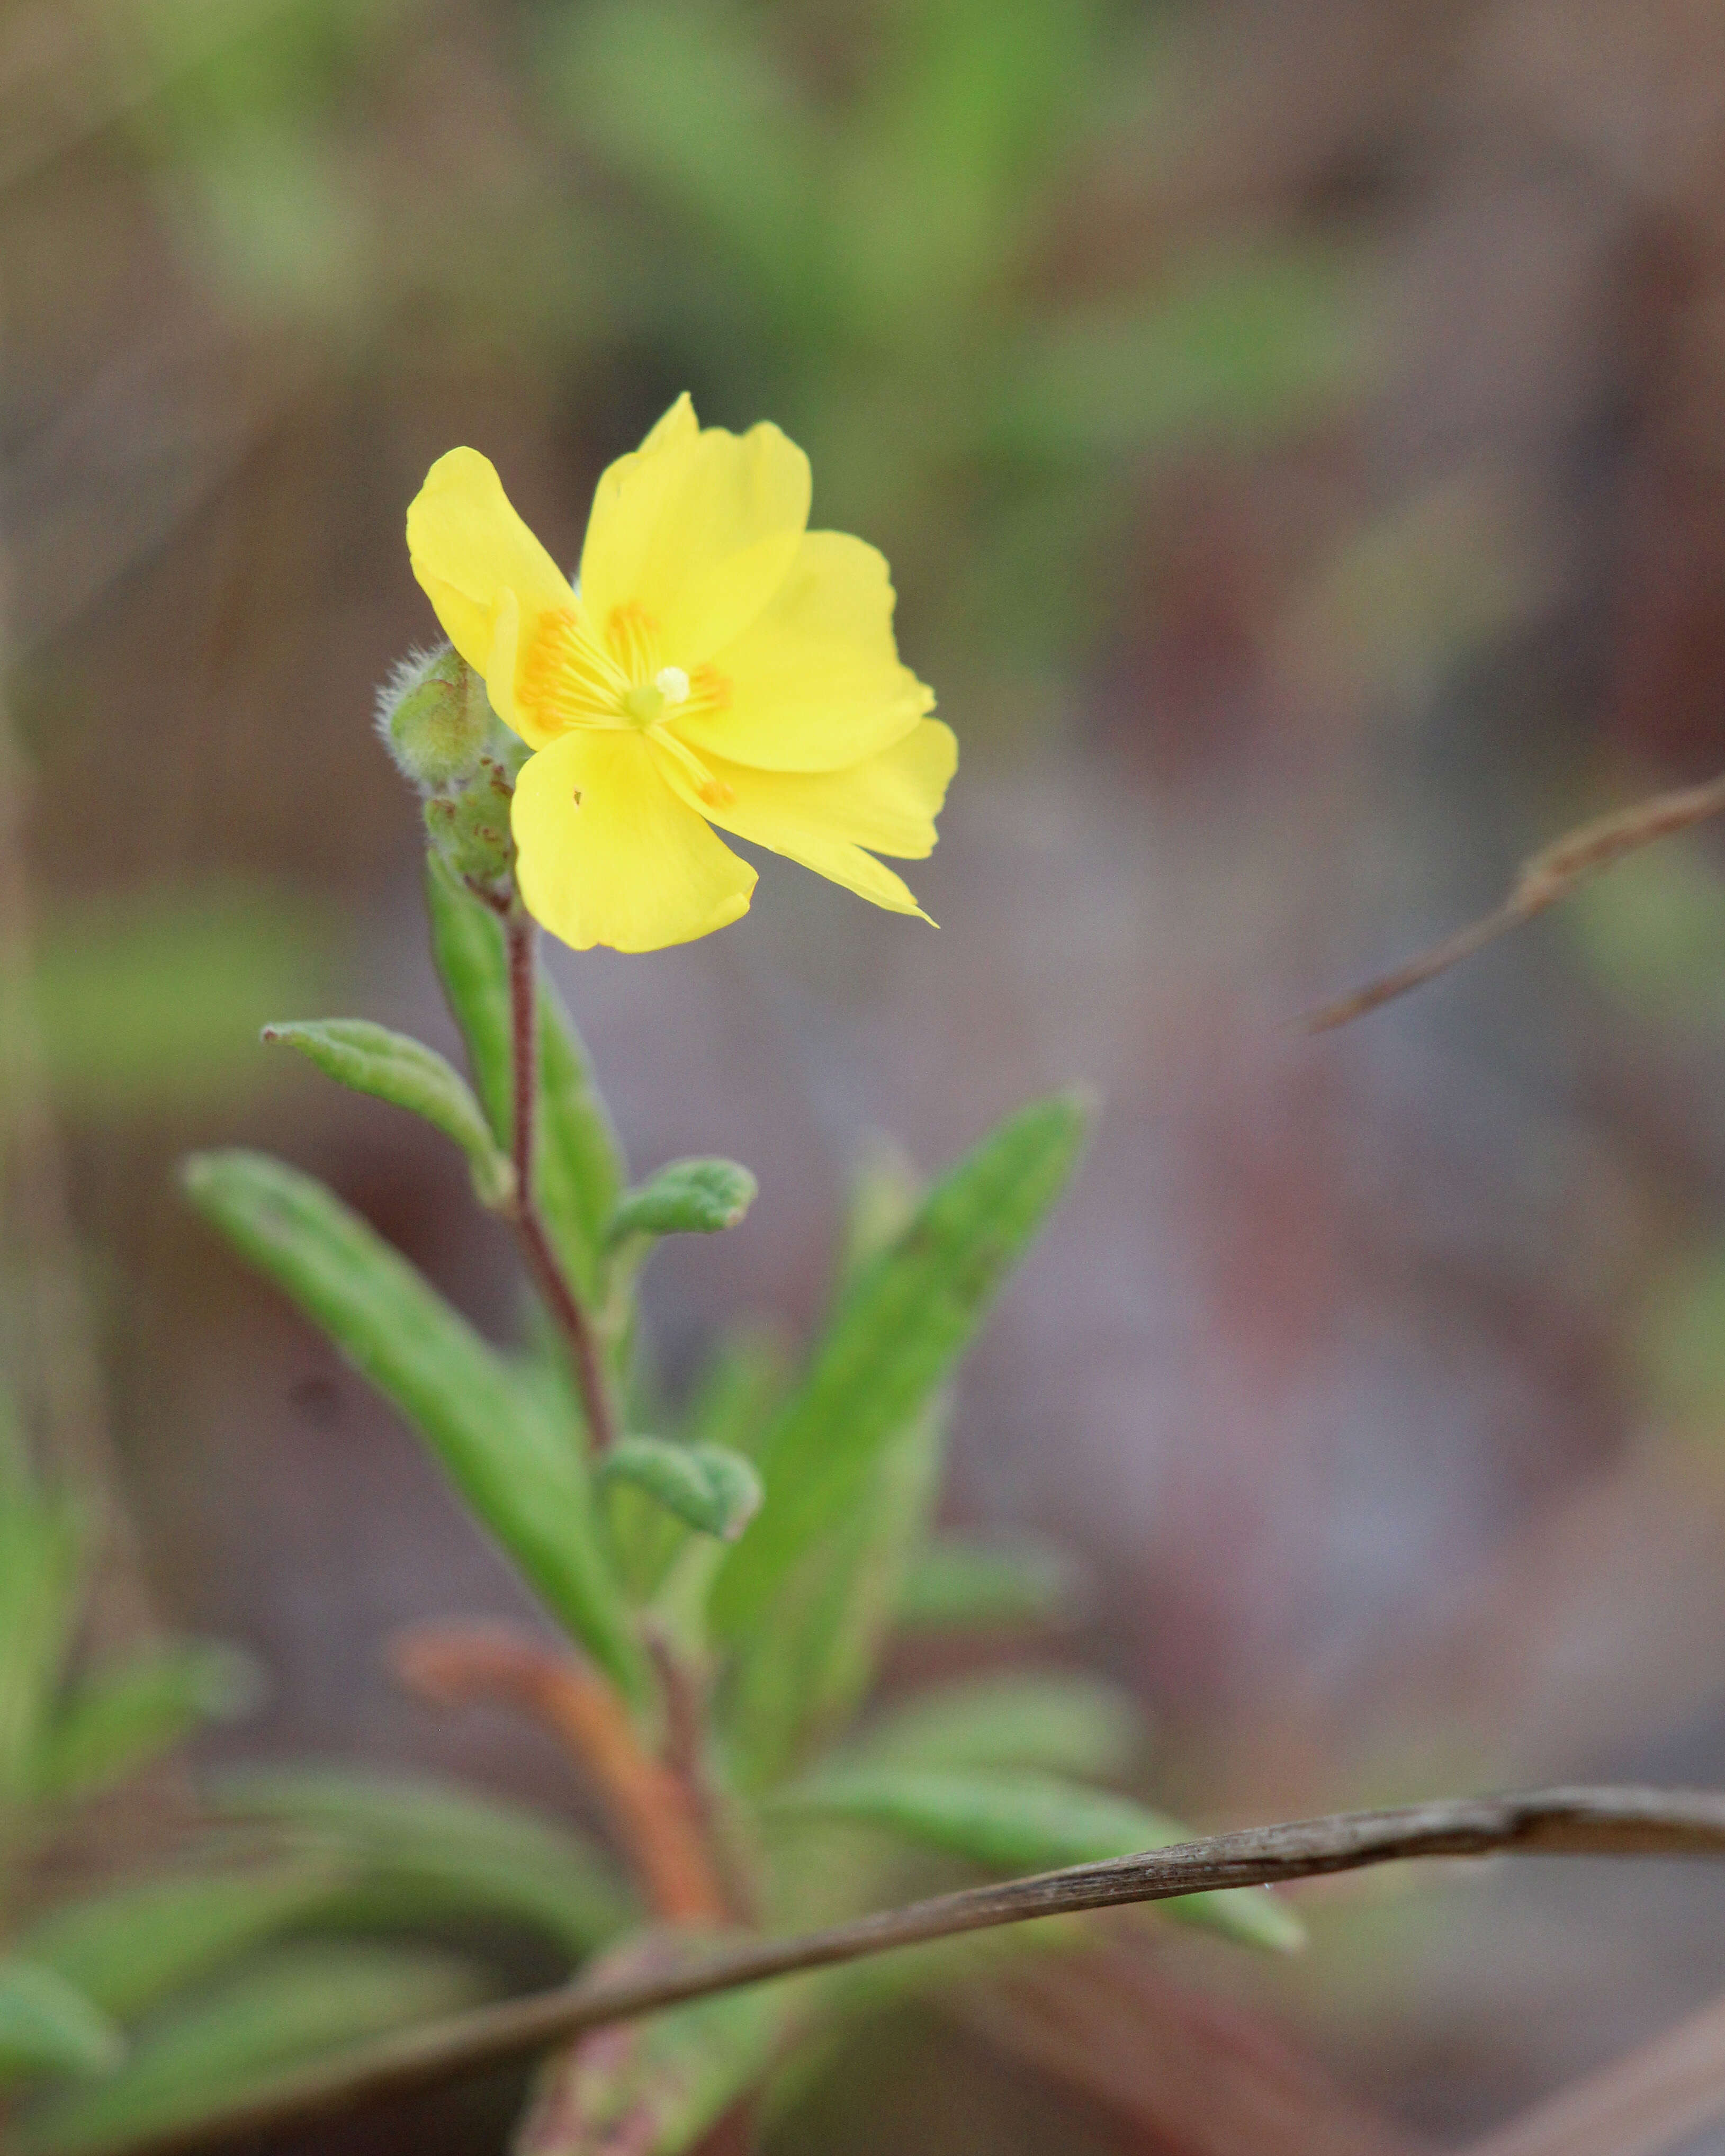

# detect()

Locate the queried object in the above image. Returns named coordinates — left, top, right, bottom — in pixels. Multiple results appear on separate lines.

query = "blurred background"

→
left=10, top=0, right=1725, bottom=2147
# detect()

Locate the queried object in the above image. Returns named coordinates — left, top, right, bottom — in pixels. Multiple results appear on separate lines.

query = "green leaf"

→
left=602, top=1439, right=762, bottom=1542
left=518, top=1933, right=799, bottom=2156
left=724, top=1407, right=945, bottom=1790
left=211, top=1766, right=633, bottom=1957
left=17, top=1943, right=488, bottom=2155
left=260, top=1019, right=513, bottom=1207
left=425, top=860, right=625, bottom=1304
left=0, top=1962, right=122, bottom=2087
left=15, top=1864, right=352, bottom=2023
left=609, top=1160, right=757, bottom=1243
left=846, top=1670, right=1148, bottom=1781
left=0, top=1489, right=83, bottom=1808
left=770, top=1768, right=1305, bottom=1954
left=894, top=1534, right=1088, bottom=1633
left=34, top=1643, right=259, bottom=1807
left=182, top=1149, right=643, bottom=1698
left=712, top=1093, right=1091, bottom=1639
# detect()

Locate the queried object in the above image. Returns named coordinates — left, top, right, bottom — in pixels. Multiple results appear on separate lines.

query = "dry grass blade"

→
left=103, top=1785, right=1725, bottom=2155
left=1303, top=772, right=1725, bottom=1031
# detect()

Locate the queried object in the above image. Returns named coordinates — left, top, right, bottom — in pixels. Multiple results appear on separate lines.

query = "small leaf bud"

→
left=376, top=644, right=492, bottom=792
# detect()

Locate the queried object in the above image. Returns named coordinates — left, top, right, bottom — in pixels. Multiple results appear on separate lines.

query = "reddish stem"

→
left=394, top=1623, right=729, bottom=1926
left=505, top=911, right=619, bottom=1456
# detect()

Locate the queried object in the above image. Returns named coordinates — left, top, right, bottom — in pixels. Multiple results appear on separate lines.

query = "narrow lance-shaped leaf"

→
left=0, top=1489, right=83, bottom=1809
left=724, top=1406, right=945, bottom=1790
left=712, top=1093, right=1091, bottom=1637
left=770, top=1767, right=1305, bottom=1954
left=424, top=860, right=624, bottom=1302
left=601, top=1439, right=762, bottom=1543
left=260, top=1020, right=512, bottom=1207
left=17, top=1944, right=487, bottom=2156
left=32, top=1641, right=259, bottom=1807
left=894, top=1533, right=1088, bottom=1634
left=211, top=1767, right=634, bottom=1957
left=844, top=1669, right=1148, bottom=1781
left=608, top=1160, right=757, bottom=1244
left=0, top=1961, right=122, bottom=2088
left=182, top=1151, right=643, bottom=1699
left=14, top=1864, right=356, bottom=2024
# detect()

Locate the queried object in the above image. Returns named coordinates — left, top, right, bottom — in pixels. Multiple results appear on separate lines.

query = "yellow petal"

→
left=512, top=730, right=757, bottom=953
left=579, top=397, right=811, bottom=667
left=675, top=531, right=935, bottom=774
left=407, top=449, right=575, bottom=745
left=654, top=720, right=957, bottom=920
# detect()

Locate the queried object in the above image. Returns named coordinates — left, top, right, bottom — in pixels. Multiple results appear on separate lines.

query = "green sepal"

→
left=260, top=1019, right=513, bottom=1207
left=712, top=1092, right=1091, bottom=1638
left=608, top=1159, right=757, bottom=1244
left=181, top=1150, right=644, bottom=1700
left=0, top=1961, right=122, bottom=2087
left=770, top=1767, right=1305, bottom=1954
left=601, top=1439, right=762, bottom=1543
left=425, top=861, right=625, bottom=1306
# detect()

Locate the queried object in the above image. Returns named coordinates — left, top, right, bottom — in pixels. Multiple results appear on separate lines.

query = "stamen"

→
left=648, top=724, right=735, bottom=807
left=519, top=608, right=627, bottom=733
left=607, top=603, right=661, bottom=681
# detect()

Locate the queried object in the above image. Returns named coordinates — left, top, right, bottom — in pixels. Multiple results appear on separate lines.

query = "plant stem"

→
left=109, top=1784, right=1725, bottom=2156
left=393, top=1622, right=728, bottom=1925
left=505, top=910, right=618, bottom=1456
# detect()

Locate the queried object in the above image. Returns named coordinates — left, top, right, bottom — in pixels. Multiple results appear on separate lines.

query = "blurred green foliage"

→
left=31, top=885, right=331, bottom=1118
left=106, top=0, right=1354, bottom=699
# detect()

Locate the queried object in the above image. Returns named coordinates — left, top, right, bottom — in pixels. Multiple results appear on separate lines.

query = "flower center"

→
left=622, top=682, right=665, bottom=727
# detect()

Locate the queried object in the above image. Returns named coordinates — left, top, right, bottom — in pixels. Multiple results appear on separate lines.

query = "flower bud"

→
left=375, top=644, right=491, bottom=792
left=424, top=755, right=517, bottom=893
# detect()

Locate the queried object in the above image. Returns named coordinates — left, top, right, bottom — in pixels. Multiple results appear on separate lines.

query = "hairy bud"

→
left=376, top=645, right=492, bottom=793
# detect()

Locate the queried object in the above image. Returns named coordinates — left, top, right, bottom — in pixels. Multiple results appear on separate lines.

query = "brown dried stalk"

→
left=106, top=1785, right=1725, bottom=2156
left=1303, top=772, right=1725, bottom=1031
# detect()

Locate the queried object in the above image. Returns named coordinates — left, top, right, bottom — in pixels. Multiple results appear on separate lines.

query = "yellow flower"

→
left=405, top=396, right=956, bottom=953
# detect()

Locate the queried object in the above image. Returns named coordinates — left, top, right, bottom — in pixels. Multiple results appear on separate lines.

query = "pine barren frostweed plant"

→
left=405, top=394, right=958, bottom=951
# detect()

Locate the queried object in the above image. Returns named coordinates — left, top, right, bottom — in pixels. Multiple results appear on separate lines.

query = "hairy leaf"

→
left=724, top=1408, right=944, bottom=1790
left=260, top=1019, right=511, bottom=1206
left=182, top=1151, right=642, bottom=1697
left=0, top=1962, right=121, bottom=2087
left=17, top=1944, right=487, bottom=2155
left=602, top=1439, right=762, bottom=1542
left=712, top=1093, right=1091, bottom=1637
left=771, top=1768, right=1304, bottom=1954
left=211, top=1766, right=633, bottom=1956
left=609, top=1159, right=757, bottom=1243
